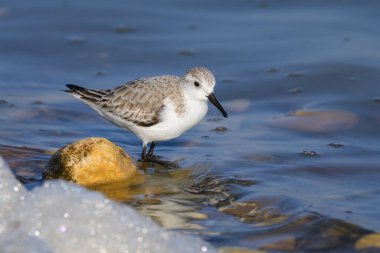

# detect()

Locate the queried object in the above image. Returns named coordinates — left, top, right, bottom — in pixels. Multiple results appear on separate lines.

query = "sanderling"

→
left=65, top=66, right=228, bottom=162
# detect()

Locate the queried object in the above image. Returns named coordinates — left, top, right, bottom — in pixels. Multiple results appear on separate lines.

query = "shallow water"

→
left=1, top=0, right=380, bottom=251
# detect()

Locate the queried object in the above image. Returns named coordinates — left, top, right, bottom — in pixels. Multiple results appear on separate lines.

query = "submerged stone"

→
left=0, top=99, right=15, bottom=108
left=221, top=78, right=237, bottom=84
left=273, top=109, right=358, bottom=133
left=259, top=213, right=372, bottom=252
left=268, top=67, right=281, bottom=73
left=43, top=137, right=143, bottom=187
left=115, top=24, right=134, bottom=34
left=287, top=72, right=305, bottom=78
left=260, top=238, right=296, bottom=251
left=299, top=150, right=320, bottom=157
left=372, top=97, right=380, bottom=103
left=178, top=49, right=196, bottom=56
left=288, top=88, right=304, bottom=94
left=95, top=70, right=107, bottom=76
left=0, top=7, right=10, bottom=17
left=66, top=35, right=86, bottom=44
left=213, top=126, right=228, bottom=133
left=355, top=233, right=380, bottom=250
left=219, top=201, right=288, bottom=224
left=219, top=202, right=259, bottom=222
left=328, top=142, right=344, bottom=148
left=224, top=98, right=250, bottom=112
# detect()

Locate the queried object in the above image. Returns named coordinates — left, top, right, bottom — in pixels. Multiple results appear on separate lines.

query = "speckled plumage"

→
left=99, top=75, right=186, bottom=126
left=65, top=66, right=227, bottom=161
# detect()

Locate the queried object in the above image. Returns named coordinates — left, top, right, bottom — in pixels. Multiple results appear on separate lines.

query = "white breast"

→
left=131, top=95, right=208, bottom=144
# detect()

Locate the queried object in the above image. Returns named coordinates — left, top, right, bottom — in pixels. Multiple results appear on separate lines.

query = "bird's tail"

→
left=65, top=84, right=106, bottom=103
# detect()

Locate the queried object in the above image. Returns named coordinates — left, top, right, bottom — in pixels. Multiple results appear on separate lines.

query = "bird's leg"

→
left=139, top=142, right=177, bottom=168
left=141, top=144, right=148, bottom=161
left=148, top=141, right=156, bottom=157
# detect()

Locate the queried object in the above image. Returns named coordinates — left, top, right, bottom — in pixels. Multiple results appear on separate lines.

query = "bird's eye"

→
left=194, top=81, right=200, bottom=87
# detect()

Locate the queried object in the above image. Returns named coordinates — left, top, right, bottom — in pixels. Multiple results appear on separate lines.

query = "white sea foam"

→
left=0, top=156, right=215, bottom=253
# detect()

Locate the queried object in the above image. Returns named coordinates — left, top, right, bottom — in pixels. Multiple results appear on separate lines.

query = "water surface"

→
left=1, top=0, right=380, bottom=251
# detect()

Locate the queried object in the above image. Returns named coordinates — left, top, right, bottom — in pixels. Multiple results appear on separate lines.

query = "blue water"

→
left=1, top=0, right=380, bottom=251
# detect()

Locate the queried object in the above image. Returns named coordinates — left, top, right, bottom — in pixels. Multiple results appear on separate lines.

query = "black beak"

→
left=207, top=93, right=228, bottom=118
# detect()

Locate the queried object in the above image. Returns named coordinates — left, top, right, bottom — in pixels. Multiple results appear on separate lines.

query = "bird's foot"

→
left=139, top=155, right=179, bottom=169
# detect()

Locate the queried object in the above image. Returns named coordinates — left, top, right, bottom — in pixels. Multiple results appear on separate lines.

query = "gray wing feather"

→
left=99, top=79, right=168, bottom=127
left=66, top=76, right=180, bottom=127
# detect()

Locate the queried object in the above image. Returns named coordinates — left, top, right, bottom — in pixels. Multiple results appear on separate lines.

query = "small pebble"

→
left=288, top=88, right=304, bottom=95
left=287, top=72, right=305, bottom=78
left=0, top=7, right=10, bottom=17
left=0, top=99, right=15, bottom=108
left=225, top=98, right=250, bottom=112
left=221, top=78, right=236, bottom=84
left=33, top=101, right=44, bottom=105
left=299, top=150, right=319, bottom=157
left=372, top=97, right=380, bottom=103
left=268, top=67, right=281, bottom=73
left=187, top=25, right=197, bottom=30
left=99, top=52, right=109, bottom=59
left=348, top=76, right=360, bottom=81
left=213, top=126, right=228, bottom=133
left=258, top=0, right=268, bottom=8
left=178, top=49, right=195, bottom=56
left=66, top=35, right=86, bottom=44
left=328, top=143, right=344, bottom=148
left=115, top=24, right=134, bottom=34
left=96, top=70, right=107, bottom=76
left=344, top=37, right=351, bottom=42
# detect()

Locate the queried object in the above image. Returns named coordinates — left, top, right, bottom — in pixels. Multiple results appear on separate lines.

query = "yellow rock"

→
left=355, top=233, right=380, bottom=250
left=43, top=137, right=143, bottom=187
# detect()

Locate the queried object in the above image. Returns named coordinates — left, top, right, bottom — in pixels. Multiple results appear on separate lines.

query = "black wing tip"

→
left=65, top=84, right=86, bottom=91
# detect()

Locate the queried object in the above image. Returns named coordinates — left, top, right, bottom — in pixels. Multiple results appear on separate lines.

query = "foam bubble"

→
left=0, top=157, right=216, bottom=253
